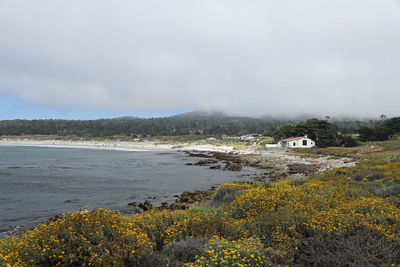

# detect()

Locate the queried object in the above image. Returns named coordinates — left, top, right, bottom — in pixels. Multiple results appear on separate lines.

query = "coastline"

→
left=0, top=137, right=358, bottom=239
left=0, top=138, right=236, bottom=153
left=0, top=137, right=357, bottom=172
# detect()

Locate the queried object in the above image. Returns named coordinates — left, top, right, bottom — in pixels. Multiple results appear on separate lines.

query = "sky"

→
left=0, top=0, right=400, bottom=120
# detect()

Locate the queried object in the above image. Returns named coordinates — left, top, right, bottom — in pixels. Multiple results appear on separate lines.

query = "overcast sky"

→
left=0, top=0, right=400, bottom=119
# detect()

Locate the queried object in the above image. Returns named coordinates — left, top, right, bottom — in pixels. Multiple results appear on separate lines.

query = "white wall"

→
left=279, top=138, right=315, bottom=148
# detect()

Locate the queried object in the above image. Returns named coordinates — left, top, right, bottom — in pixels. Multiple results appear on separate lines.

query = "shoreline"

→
left=0, top=137, right=357, bottom=173
left=0, top=138, right=237, bottom=153
left=0, top=137, right=357, bottom=239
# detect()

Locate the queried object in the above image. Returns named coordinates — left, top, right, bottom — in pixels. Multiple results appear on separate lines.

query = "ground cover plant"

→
left=1, top=141, right=400, bottom=266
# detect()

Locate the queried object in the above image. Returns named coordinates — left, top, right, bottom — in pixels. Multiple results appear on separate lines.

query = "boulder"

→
left=194, top=159, right=218, bottom=166
left=138, top=201, right=153, bottom=211
left=224, top=162, right=243, bottom=171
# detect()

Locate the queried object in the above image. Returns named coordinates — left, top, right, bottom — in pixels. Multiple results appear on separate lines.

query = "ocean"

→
left=0, top=145, right=263, bottom=235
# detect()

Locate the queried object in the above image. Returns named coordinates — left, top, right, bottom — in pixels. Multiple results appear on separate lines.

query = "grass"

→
left=1, top=141, right=400, bottom=266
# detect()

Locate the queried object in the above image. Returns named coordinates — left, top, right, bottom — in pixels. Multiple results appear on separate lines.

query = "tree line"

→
left=357, top=117, right=400, bottom=141
left=0, top=116, right=283, bottom=137
left=270, top=119, right=358, bottom=147
left=0, top=113, right=382, bottom=147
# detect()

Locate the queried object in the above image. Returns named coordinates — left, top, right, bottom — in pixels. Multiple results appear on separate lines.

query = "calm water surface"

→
left=0, top=145, right=264, bottom=234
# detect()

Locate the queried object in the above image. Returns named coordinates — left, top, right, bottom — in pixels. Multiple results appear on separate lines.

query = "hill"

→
left=0, top=112, right=377, bottom=137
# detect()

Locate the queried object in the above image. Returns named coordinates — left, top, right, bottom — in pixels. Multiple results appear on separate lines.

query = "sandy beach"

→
left=0, top=138, right=239, bottom=153
left=0, top=137, right=357, bottom=173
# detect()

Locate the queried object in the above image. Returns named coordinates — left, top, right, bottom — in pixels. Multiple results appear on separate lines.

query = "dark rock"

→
left=288, top=164, right=320, bottom=174
left=49, top=214, right=61, bottom=222
left=186, top=163, right=193, bottom=166
left=170, top=202, right=191, bottom=210
left=64, top=199, right=80, bottom=203
left=166, top=190, right=215, bottom=211
left=194, top=159, right=218, bottom=166
left=185, top=151, right=214, bottom=158
left=128, top=202, right=137, bottom=207
left=138, top=201, right=153, bottom=211
left=224, top=162, right=243, bottom=171
left=209, top=164, right=221, bottom=169
left=158, top=202, right=170, bottom=210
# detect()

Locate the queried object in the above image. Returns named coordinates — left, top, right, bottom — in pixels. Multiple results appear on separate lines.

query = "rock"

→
left=194, top=159, right=218, bottom=166
left=185, top=151, right=214, bottom=158
left=49, top=214, right=61, bottom=222
left=158, top=202, right=169, bottom=210
left=170, top=202, right=191, bottom=210
left=138, top=201, right=153, bottom=211
left=165, top=190, right=215, bottom=211
left=288, top=163, right=320, bottom=174
left=209, top=164, right=221, bottom=169
left=224, top=162, right=243, bottom=171
left=185, top=163, right=193, bottom=166
left=128, top=202, right=137, bottom=207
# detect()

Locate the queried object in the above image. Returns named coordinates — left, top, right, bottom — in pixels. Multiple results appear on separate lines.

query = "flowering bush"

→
left=186, top=236, right=268, bottom=267
left=0, top=209, right=153, bottom=266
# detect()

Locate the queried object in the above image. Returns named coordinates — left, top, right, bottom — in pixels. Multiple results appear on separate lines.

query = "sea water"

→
left=0, top=145, right=264, bottom=234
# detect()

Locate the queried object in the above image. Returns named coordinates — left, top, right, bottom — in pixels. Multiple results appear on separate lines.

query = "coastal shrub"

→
left=132, top=209, right=245, bottom=250
left=351, top=170, right=385, bottom=181
left=185, top=236, right=270, bottom=267
left=295, top=229, right=400, bottom=266
left=209, top=183, right=250, bottom=207
left=367, top=184, right=400, bottom=198
left=138, top=237, right=208, bottom=267
left=0, top=209, right=154, bottom=266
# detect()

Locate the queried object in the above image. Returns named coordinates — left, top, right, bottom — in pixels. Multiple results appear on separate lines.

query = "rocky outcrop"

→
left=210, top=165, right=221, bottom=169
left=184, top=152, right=214, bottom=158
left=288, top=163, right=320, bottom=174
left=158, top=190, right=214, bottom=211
left=138, top=201, right=153, bottom=211
left=224, top=162, right=243, bottom=171
left=194, top=159, right=218, bottom=166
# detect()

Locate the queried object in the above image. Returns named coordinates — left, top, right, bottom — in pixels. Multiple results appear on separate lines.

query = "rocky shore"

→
left=132, top=148, right=357, bottom=213
left=0, top=137, right=357, bottom=220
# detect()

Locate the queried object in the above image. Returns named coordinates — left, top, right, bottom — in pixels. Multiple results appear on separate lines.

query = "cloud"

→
left=0, top=0, right=399, bottom=117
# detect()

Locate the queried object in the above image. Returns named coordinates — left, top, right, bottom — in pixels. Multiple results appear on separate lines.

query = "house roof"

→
left=280, top=136, right=308, bottom=142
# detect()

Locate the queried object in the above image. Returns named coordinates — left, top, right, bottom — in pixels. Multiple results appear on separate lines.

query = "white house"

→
left=278, top=135, right=315, bottom=148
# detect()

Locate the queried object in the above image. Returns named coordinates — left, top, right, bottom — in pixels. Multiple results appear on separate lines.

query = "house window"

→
left=303, top=140, right=307, bottom=146
left=292, top=142, right=296, bottom=146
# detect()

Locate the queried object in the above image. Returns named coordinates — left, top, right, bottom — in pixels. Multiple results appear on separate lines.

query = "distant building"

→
left=278, top=135, right=315, bottom=148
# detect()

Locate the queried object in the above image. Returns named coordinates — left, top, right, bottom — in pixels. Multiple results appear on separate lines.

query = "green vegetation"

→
left=273, top=119, right=358, bottom=147
left=1, top=141, right=400, bottom=266
left=358, top=117, right=400, bottom=141
left=0, top=114, right=282, bottom=137
left=0, top=113, right=377, bottom=138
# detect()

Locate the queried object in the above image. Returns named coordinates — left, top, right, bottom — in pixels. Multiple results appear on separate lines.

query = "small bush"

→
left=367, top=184, right=400, bottom=198
left=139, top=237, right=208, bottom=267
left=209, top=186, right=244, bottom=207
left=351, top=170, right=385, bottom=181
left=295, top=229, right=400, bottom=266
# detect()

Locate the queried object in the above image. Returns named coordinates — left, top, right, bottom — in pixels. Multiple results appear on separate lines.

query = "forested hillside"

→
left=0, top=112, right=376, bottom=137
